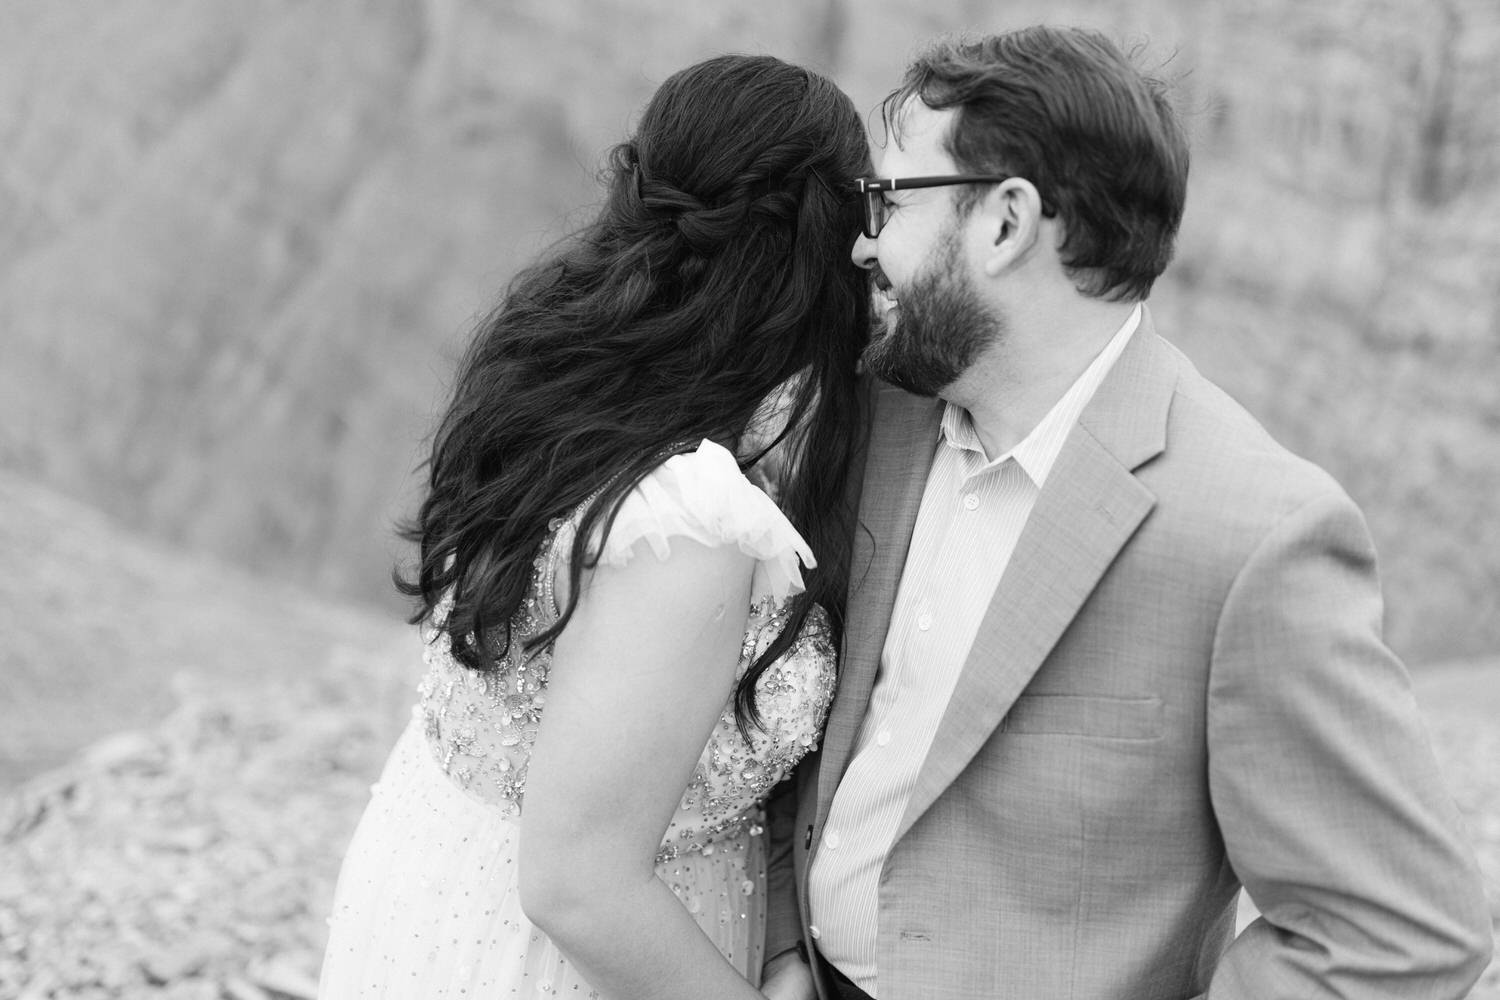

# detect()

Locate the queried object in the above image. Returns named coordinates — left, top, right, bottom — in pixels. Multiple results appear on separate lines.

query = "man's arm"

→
left=761, top=769, right=816, bottom=1000
left=764, top=774, right=804, bottom=961
left=1205, top=487, right=1492, bottom=998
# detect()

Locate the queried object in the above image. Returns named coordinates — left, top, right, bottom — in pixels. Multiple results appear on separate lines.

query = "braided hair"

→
left=397, top=54, right=869, bottom=730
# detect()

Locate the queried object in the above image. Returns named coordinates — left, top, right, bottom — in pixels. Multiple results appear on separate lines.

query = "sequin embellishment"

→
left=415, top=515, right=837, bottom=865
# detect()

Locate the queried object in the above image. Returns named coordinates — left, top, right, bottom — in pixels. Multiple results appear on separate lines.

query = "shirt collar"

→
left=940, top=303, right=1142, bottom=487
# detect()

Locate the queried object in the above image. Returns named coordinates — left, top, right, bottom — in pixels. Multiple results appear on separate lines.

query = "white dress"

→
left=319, top=441, right=837, bottom=998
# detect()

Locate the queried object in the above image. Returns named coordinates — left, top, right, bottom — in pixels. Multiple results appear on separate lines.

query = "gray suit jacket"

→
left=767, top=312, right=1492, bottom=999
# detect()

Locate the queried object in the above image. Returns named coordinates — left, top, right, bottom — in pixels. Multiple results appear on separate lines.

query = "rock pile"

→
left=0, top=666, right=401, bottom=1000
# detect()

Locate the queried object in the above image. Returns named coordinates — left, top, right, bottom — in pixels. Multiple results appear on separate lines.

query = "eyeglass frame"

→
left=854, top=174, right=1055, bottom=239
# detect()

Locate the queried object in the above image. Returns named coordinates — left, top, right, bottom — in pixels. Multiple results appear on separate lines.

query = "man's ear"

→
left=980, top=178, right=1046, bottom=277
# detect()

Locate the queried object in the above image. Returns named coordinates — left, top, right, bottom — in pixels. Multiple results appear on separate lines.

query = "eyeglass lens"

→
left=862, top=190, right=883, bottom=239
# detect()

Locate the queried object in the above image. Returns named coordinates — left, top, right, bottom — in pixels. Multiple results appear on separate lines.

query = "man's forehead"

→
left=877, top=98, right=956, bottom=171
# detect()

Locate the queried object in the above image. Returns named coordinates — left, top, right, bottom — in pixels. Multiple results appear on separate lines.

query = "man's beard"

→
left=861, top=229, right=1000, bottom=398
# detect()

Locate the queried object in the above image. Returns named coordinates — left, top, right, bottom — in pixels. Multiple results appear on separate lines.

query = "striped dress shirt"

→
left=806, top=304, right=1142, bottom=996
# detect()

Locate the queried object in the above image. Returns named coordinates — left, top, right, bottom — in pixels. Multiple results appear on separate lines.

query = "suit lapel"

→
left=815, top=381, right=942, bottom=829
left=894, top=317, right=1179, bottom=842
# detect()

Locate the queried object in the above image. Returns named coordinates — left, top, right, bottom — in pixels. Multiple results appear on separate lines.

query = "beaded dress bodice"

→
left=416, top=514, right=837, bottom=864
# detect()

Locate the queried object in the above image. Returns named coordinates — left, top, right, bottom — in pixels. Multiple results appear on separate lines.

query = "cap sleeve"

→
left=589, top=440, right=814, bottom=601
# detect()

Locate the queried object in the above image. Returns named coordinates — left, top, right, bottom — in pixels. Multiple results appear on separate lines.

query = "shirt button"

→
left=876, top=730, right=892, bottom=747
left=963, top=492, right=979, bottom=510
left=917, top=613, right=933, bottom=631
left=824, top=831, right=842, bottom=850
left=810, top=925, right=822, bottom=940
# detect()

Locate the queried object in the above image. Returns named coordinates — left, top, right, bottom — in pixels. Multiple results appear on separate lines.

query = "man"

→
left=762, top=26, right=1491, bottom=1000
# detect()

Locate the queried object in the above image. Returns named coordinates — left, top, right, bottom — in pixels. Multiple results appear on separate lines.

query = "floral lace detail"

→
left=416, top=524, right=836, bottom=860
left=656, top=597, right=836, bottom=863
left=416, top=539, right=558, bottom=818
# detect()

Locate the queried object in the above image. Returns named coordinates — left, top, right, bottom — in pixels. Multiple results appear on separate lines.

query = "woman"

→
left=318, top=54, right=867, bottom=999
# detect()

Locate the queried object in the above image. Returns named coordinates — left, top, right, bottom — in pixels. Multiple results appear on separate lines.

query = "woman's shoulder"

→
left=591, top=440, right=814, bottom=601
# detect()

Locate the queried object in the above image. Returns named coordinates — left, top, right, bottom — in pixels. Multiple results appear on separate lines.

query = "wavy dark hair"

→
left=397, top=54, right=869, bottom=730
left=886, top=27, right=1189, bottom=301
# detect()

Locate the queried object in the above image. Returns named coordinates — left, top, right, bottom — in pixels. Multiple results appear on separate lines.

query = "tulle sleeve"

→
left=587, top=439, right=814, bottom=602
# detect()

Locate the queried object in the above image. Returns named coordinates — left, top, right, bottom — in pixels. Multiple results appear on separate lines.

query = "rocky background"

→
left=2, top=0, right=1497, bottom=996
left=3, top=0, right=1499, bottom=663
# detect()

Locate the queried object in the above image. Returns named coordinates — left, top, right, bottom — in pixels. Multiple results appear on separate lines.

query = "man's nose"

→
left=851, top=231, right=878, bottom=270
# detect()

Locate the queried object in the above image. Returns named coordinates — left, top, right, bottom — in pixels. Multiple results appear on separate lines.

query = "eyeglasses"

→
left=854, top=174, right=1012, bottom=239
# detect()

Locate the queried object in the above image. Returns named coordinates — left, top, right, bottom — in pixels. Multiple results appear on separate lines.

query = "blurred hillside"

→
left=0, top=467, right=413, bottom=787
left=2, top=0, right=1498, bottom=664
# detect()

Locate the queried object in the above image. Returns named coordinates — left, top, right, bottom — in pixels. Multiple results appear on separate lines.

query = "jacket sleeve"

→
left=764, top=766, right=808, bottom=964
left=1205, top=487, right=1492, bottom=998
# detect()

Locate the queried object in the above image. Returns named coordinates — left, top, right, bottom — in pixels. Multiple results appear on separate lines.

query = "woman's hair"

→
left=397, top=54, right=869, bottom=730
left=885, top=27, right=1189, bottom=302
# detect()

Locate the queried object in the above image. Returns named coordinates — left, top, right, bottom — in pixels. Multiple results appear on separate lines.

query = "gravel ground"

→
left=1, top=659, right=1496, bottom=999
left=0, top=660, right=405, bottom=1000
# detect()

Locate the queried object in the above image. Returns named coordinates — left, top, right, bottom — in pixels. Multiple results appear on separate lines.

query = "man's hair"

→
left=885, top=27, right=1189, bottom=301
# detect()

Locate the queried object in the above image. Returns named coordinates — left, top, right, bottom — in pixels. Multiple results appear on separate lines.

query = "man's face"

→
left=853, top=102, right=1001, bottom=398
